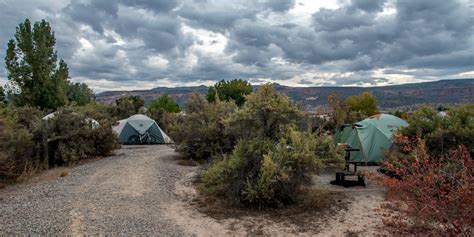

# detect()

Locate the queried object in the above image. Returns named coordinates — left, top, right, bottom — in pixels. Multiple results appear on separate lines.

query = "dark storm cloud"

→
left=177, top=2, right=258, bottom=33
left=223, top=0, right=473, bottom=82
left=225, top=19, right=286, bottom=66
left=177, top=0, right=296, bottom=33
left=313, top=7, right=375, bottom=31
left=0, top=0, right=472, bottom=90
left=114, top=6, right=194, bottom=54
left=311, top=0, right=473, bottom=73
left=63, top=2, right=114, bottom=33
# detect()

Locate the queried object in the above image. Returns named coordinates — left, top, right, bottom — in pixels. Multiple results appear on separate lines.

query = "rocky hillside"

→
left=96, top=79, right=474, bottom=109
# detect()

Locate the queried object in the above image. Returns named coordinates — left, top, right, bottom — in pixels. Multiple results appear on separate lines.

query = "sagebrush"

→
left=201, top=127, right=344, bottom=207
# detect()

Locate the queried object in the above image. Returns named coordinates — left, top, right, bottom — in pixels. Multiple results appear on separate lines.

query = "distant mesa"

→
left=96, top=79, right=474, bottom=109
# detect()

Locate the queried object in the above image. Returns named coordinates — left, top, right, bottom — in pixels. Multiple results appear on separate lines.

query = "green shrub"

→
left=0, top=105, right=119, bottom=182
left=201, top=127, right=344, bottom=207
left=0, top=106, right=43, bottom=180
left=45, top=109, right=119, bottom=166
left=72, top=103, right=118, bottom=124
left=197, top=84, right=344, bottom=207
left=0, top=118, right=39, bottom=180
left=398, top=104, right=474, bottom=157
left=225, top=84, right=301, bottom=140
left=168, top=93, right=237, bottom=160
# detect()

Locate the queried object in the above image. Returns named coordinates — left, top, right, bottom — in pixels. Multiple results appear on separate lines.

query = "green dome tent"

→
left=334, top=114, right=408, bottom=163
left=112, top=114, right=172, bottom=144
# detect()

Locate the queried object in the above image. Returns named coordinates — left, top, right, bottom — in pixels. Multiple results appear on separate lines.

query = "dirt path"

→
left=0, top=145, right=194, bottom=235
left=0, top=145, right=387, bottom=236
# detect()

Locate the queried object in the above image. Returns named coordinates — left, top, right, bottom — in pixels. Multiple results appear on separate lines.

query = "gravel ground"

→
left=0, top=145, right=194, bottom=235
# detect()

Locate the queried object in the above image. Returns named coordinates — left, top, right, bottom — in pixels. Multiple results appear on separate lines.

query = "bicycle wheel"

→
left=128, top=135, right=140, bottom=145
left=148, top=135, right=159, bottom=144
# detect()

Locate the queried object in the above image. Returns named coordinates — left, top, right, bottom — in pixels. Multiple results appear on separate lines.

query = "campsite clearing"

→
left=0, top=145, right=387, bottom=235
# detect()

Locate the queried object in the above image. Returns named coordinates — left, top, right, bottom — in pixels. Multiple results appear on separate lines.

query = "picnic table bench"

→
left=330, top=146, right=366, bottom=187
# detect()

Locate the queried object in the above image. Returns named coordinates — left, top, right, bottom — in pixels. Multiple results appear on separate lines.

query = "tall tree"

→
left=67, top=82, right=95, bottom=106
left=5, top=19, right=69, bottom=110
left=0, top=86, right=5, bottom=104
left=345, top=92, right=379, bottom=118
left=148, top=94, right=181, bottom=113
left=207, top=79, right=252, bottom=106
left=147, top=94, right=181, bottom=130
left=115, top=95, right=144, bottom=118
left=327, top=92, right=348, bottom=125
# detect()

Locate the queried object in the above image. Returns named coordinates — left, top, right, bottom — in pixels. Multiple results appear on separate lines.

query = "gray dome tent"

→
left=112, top=114, right=172, bottom=144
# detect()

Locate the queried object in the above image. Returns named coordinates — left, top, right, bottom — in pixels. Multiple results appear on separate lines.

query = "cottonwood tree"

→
left=327, top=91, right=379, bottom=127
left=345, top=91, right=379, bottom=118
left=148, top=94, right=180, bottom=113
left=67, top=82, right=95, bottom=106
left=115, top=96, right=144, bottom=118
left=147, top=94, right=181, bottom=131
left=207, top=79, right=252, bottom=106
left=5, top=19, right=69, bottom=110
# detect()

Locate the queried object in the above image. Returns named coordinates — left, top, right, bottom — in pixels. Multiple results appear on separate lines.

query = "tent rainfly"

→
left=333, top=114, right=408, bottom=163
left=112, top=114, right=172, bottom=144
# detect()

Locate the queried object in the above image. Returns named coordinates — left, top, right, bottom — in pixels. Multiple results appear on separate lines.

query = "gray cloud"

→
left=264, top=0, right=296, bottom=12
left=349, top=0, right=387, bottom=12
left=177, top=1, right=259, bottom=33
left=0, top=0, right=472, bottom=91
left=121, top=0, right=179, bottom=13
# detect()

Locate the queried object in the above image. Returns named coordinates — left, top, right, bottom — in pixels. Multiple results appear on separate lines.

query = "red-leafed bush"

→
left=373, top=137, right=473, bottom=235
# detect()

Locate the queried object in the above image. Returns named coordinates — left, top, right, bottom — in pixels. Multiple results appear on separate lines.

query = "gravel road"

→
left=0, top=145, right=194, bottom=235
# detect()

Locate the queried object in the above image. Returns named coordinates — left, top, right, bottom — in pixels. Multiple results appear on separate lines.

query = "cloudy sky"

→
left=0, top=0, right=473, bottom=92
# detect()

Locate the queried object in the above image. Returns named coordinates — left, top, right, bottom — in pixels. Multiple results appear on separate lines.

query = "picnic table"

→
left=330, top=146, right=365, bottom=187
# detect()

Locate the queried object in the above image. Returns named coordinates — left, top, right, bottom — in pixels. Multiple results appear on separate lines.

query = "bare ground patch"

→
left=312, top=169, right=390, bottom=236
left=166, top=169, right=354, bottom=236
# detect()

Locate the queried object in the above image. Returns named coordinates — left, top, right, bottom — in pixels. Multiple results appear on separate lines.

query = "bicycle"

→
left=127, top=132, right=158, bottom=144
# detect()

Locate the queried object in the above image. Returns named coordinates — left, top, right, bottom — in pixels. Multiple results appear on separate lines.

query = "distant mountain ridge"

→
left=96, top=79, right=474, bottom=109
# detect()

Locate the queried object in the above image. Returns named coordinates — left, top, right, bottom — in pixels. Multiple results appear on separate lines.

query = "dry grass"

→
left=26, top=167, right=71, bottom=184
left=15, top=163, right=41, bottom=183
left=59, top=169, right=70, bottom=177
